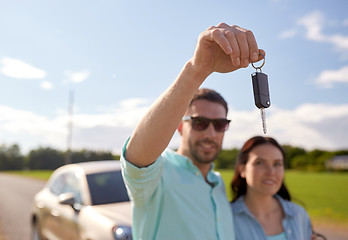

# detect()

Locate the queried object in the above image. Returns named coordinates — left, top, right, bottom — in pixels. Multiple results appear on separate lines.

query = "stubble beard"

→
left=189, top=139, right=221, bottom=165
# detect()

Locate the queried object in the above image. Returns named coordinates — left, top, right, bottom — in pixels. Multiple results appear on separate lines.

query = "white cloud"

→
left=297, top=10, right=348, bottom=52
left=1, top=101, right=347, bottom=155
left=120, top=98, right=149, bottom=109
left=224, top=103, right=348, bottom=151
left=0, top=105, right=67, bottom=153
left=327, top=34, right=348, bottom=51
left=343, top=18, right=348, bottom=27
left=268, top=104, right=348, bottom=150
left=64, top=70, right=90, bottom=83
left=297, top=10, right=325, bottom=41
left=278, top=29, right=297, bottom=39
left=40, top=81, right=54, bottom=90
left=0, top=99, right=149, bottom=154
left=0, top=57, right=46, bottom=79
left=315, top=65, right=348, bottom=88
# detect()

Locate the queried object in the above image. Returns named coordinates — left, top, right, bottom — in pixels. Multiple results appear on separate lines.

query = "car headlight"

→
left=112, top=225, right=132, bottom=240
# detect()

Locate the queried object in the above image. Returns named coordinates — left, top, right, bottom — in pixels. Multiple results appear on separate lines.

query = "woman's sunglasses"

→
left=182, top=116, right=231, bottom=132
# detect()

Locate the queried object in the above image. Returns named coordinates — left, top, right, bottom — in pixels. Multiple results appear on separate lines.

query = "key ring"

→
left=251, top=53, right=265, bottom=72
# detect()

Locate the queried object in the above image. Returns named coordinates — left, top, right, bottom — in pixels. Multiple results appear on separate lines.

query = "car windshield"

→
left=86, top=170, right=129, bottom=205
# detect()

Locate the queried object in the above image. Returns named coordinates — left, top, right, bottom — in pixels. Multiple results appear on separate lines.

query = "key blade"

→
left=260, top=108, right=267, bottom=134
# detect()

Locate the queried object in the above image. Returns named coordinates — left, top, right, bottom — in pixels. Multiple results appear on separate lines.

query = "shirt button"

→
left=196, top=172, right=199, bottom=176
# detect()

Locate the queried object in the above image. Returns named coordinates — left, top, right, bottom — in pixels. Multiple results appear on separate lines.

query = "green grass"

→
left=219, top=169, right=348, bottom=225
left=284, top=171, right=348, bottom=224
left=6, top=170, right=53, bottom=181
left=7, top=169, right=348, bottom=226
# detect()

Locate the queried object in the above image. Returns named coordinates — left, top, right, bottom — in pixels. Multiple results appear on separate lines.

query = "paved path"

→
left=312, top=222, right=348, bottom=240
left=0, top=173, right=45, bottom=240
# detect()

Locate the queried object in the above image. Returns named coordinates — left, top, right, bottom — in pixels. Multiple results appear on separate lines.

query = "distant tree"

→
left=290, top=154, right=308, bottom=170
left=216, top=148, right=239, bottom=169
left=28, top=147, right=65, bottom=170
left=5, top=142, right=345, bottom=171
left=334, top=150, right=348, bottom=156
left=282, top=145, right=306, bottom=169
left=69, top=149, right=114, bottom=164
left=314, top=152, right=335, bottom=171
left=0, top=144, right=24, bottom=170
left=306, top=149, right=325, bottom=164
left=289, top=149, right=337, bottom=171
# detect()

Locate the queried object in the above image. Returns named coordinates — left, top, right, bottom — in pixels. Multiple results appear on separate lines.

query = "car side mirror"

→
left=59, top=192, right=76, bottom=206
left=59, top=192, right=82, bottom=212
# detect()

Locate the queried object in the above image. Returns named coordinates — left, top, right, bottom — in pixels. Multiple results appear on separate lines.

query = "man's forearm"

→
left=125, top=60, right=207, bottom=167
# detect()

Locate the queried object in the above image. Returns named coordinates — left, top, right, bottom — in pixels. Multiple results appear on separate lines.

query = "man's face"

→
left=179, top=99, right=227, bottom=165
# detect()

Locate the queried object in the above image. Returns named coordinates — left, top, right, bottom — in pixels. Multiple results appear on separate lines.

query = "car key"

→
left=251, top=54, right=270, bottom=134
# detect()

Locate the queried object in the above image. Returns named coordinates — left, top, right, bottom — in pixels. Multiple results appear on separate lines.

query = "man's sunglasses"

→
left=182, top=116, right=231, bottom=132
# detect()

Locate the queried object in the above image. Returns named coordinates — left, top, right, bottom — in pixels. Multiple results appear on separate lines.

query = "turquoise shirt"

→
left=267, top=232, right=287, bottom=240
left=231, top=195, right=312, bottom=240
left=121, top=144, right=235, bottom=240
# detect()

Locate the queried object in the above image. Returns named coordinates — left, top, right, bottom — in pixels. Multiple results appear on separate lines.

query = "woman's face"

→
left=240, top=143, right=284, bottom=197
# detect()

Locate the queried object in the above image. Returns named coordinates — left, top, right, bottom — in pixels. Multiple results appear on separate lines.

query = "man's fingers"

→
left=210, top=27, right=233, bottom=54
left=234, top=29, right=250, bottom=68
left=259, top=49, right=266, bottom=59
left=198, top=23, right=266, bottom=72
left=224, top=30, right=240, bottom=66
left=223, top=25, right=261, bottom=68
left=246, top=30, right=259, bottom=62
left=249, top=49, right=266, bottom=69
left=256, top=49, right=266, bottom=62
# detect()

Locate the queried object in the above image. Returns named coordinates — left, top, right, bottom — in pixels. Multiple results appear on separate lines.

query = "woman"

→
left=230, top=136, right=312, bottom=240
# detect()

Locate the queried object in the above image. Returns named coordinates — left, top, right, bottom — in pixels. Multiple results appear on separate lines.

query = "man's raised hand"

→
left=190, top=23, right=265, bottom=77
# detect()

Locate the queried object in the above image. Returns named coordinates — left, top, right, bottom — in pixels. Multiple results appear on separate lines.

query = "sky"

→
left=0, top=0, right=347, bottom=154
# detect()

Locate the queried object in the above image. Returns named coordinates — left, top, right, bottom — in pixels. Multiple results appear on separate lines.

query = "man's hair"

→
left=190, top=88, right=228, bottom=115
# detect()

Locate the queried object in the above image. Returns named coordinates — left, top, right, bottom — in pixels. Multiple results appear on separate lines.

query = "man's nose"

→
left=204, top=122, right=217, bottom=136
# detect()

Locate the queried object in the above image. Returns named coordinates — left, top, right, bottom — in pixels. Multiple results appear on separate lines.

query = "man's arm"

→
left=125, top=23, right=265, bottom=167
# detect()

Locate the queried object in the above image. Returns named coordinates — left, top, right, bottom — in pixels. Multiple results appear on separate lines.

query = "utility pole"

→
left=65, top=90, right=74, bottom=165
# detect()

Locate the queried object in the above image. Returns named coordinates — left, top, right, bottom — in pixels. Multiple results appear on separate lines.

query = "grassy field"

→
left=6, top=169, right=348, bottom=226
left=7, top=170, right=53, bottom=181
left=219, top=169, right=348, bottom=226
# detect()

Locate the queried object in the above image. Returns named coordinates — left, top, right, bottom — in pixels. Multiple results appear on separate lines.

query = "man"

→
left=121, top=23, right=265, bottom=240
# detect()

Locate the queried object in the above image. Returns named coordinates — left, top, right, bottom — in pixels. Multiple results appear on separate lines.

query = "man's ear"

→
left=177, top=122, right=183, bottom=136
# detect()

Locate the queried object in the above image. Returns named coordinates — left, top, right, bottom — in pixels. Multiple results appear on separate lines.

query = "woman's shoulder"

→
left=276, top=196, right=310, bottom=220
left=230, top=197, right=244, bottom=210
left=279, top=197, right=306, bottom=211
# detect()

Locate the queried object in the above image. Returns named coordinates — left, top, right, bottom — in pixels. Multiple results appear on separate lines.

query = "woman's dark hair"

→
left=231, top=136, right=291, bottom=202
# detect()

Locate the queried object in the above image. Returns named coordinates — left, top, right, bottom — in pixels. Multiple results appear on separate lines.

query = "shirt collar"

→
left=164, top=149, right=219, bottom=185
left=274, top=195, right=296, bottom=218
left=233, top=196, right=250, bottom=216
left=233, top=195, right=296, bottom=218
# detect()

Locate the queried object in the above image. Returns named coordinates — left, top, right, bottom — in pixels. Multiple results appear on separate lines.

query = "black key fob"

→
left=252, top=72, right=271, bottom=109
